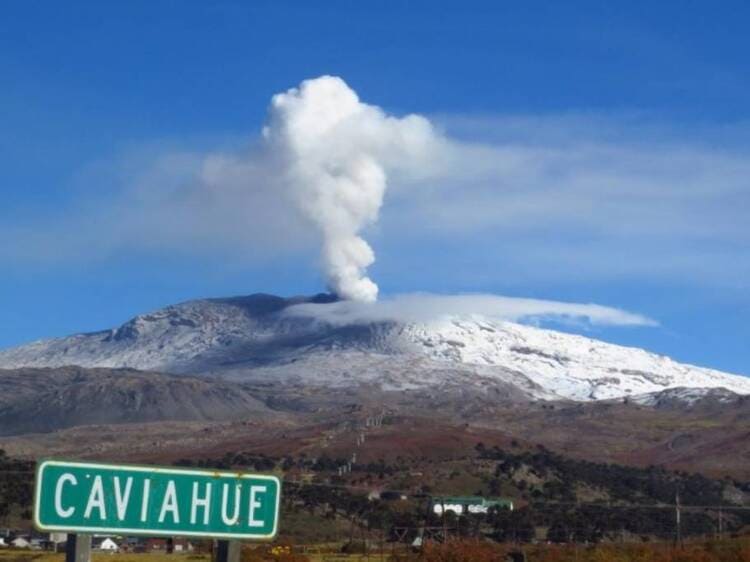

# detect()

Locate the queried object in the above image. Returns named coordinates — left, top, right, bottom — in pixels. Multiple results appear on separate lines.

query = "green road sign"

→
left=34, top=460, right=281, bottom=539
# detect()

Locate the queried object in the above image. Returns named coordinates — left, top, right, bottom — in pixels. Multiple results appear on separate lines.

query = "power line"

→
left=4, top=469, right=750, bottom=512
left=284, top=479, right=750, bottom=511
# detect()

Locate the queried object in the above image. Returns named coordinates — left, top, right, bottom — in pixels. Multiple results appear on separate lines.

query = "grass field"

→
left=3, top=536, right=750, bottom=562
left=0, top=552, right=207, bottom=562
left=0, top=550, right=374, bottom=562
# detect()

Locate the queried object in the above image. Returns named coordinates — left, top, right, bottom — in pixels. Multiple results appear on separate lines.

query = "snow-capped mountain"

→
left=1, top=293, right=749, bottom=402
left=629, top=386, right=746, bottom=408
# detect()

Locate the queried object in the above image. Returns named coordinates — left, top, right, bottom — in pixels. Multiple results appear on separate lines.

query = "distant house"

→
left=431, top=496, right=513, bottom=515
left=0, top=537, right=7, bottom=547
left=120, top=537, right=145, bottom=553
left=48, top=532, right=67, bottom=544
left=145, top=538, right=167, bottom=551
left=93, top=538, right=119, bottom=552
left=47, top=533, right=67, bottom=553
left=11, top=537, right=30, bottom=549
left=173, top=539, right=193, bottom=553
left=141, top=538, right=192, bottom=553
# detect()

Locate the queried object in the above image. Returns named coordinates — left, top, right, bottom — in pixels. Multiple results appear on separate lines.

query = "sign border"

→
left=34, top=459, right=281, bottom=540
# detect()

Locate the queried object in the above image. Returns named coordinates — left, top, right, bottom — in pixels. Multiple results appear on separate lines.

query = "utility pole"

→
left=674, top=489, right=682, bottom=548
left=441, top=501, right=448, bottom=543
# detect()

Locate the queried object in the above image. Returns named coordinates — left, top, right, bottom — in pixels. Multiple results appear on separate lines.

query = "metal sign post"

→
left=65, top=533, right=90, bottom=562
left=216, top=539, right=242, bottom=562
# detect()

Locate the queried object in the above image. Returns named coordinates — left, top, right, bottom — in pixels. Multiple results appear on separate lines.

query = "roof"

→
left=431, top=496, right=513, bottom=506
left=11, top=538, right=30, bottom=545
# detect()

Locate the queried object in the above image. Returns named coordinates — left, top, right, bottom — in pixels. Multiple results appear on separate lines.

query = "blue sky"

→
left=1, top=1, right=748, bottom=374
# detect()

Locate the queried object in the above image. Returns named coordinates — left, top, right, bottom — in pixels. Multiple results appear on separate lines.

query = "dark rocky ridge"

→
left=0, top=366, right=273, bottom=436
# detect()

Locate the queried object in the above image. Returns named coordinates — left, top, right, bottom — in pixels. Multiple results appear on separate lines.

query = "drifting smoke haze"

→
left=284, top=293, right=656, bottom=328
left=4, top=75, right=747, bottom=330
left=263, top=76, right=443, bottom=302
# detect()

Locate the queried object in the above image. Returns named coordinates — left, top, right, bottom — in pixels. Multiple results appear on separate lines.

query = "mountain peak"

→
left=1, top=293, right=748, bottom=403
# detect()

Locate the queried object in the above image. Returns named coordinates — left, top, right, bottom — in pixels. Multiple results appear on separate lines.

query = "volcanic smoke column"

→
left=263, top=76, right=440, bottom=302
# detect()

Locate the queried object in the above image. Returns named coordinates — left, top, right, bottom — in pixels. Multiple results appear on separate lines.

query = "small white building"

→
left=0, top=537, right=7, bottom=547
left=97, top=538, right=119, bottom=552
left=172, top=539, right=194, bottom=553
left=49, top=532, right=67, bottom=544
left=11, top=537, right=30, bottom=549
left=431, top=496, right=514, bottom=516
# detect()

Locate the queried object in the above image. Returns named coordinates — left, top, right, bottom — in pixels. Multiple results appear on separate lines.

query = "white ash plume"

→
left=263, top=76, right=440, bottom=302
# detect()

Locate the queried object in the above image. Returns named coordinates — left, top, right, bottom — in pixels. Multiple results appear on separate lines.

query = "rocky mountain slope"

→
left=0, top=366, right=273, bottom=435
left=1, top=293, right=749, bottom=403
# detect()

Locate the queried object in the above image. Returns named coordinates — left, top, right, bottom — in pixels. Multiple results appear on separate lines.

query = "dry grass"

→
left=0, top=551, right=209, bottom=562
left=4, top=540, right=750, bottom=562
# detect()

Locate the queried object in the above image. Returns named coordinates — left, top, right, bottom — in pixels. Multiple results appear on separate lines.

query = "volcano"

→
left=1, top=293, right=748, bottom=403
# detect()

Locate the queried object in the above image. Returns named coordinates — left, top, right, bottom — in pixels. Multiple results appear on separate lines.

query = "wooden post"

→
left=216, top=540, right=241, bottom=562
left=65, top=534, right=91, bottom=562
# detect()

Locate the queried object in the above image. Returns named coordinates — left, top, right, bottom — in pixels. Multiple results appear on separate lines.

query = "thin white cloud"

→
left=1, top=78, right=748, bottom=291
left=283, top=293, right=657, bottom=327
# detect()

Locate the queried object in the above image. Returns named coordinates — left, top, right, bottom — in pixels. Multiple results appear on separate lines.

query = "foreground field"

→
left=0, top=553, right=209, bottom=562
left=3, top=539, right=750, bottom=562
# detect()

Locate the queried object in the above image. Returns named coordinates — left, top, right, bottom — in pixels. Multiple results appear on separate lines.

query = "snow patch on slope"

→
left=1, top=294, right=749, bottom=403
left=398, top=319, right=750, bottom=400
left=629, top=386, right=743, bottom=407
